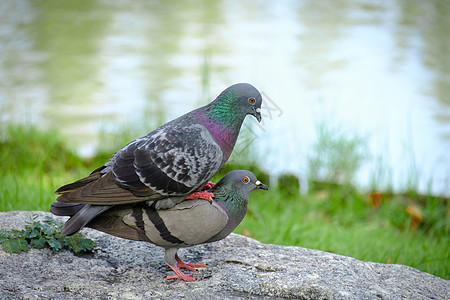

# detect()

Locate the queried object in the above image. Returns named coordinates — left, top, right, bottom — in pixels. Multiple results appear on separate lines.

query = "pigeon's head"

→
left=212, top=170, right=268, bottom=199
left=217, top=83, right=263, bottom=122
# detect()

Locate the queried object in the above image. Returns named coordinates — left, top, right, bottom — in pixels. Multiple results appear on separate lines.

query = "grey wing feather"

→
left=111, top=123, right=223, bottom=196
left=61, top=204, right=112, bottom=236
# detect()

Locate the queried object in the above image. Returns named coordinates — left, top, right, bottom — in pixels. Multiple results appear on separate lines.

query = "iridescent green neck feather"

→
left=205, top=89, right=245, bottom=128
left=194, top=89, right=246, bottom=159
left=213, top=184, right=248, bottom=216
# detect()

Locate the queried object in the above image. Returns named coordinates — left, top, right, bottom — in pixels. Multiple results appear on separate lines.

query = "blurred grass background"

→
left=0, top=124, right=448, bottom=279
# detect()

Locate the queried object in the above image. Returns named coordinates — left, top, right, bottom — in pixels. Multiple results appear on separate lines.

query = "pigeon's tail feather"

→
left=50, top=202, right=86, bottom=216
left=61, top=204, right=112, bottom=236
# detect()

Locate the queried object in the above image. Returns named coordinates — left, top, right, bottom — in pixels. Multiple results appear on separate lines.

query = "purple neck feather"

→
left=192, top=110, right=242, bottom=162
left=202, top=118, right=239, bottom=160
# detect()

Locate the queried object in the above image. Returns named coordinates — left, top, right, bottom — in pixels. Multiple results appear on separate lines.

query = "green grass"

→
left=0, top=125, right=448, bottom=279
left=0, top=125, right=89, bottom=211
left=234, top=184, right=449, bottom=279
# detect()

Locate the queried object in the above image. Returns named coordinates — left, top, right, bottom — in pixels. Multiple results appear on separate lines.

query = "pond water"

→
left=1, top=0, right=449, bottom=196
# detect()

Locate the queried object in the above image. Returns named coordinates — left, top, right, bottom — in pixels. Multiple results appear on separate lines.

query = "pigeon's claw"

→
left=185, top=191, right=215, bottom=203
left=175, top=256, right=207, bottom=272
left=167, top=264, right=202, bottom=281
left=202, top=181, right=216, bottom=190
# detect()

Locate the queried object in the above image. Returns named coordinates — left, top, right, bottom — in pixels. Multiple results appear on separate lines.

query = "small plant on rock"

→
left=0, top=215, right=95, bottom=254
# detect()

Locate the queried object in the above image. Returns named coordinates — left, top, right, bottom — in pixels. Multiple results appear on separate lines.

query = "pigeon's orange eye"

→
left=242, top=177, right=250, bottom=183
left=249, top=98, right=255, bottom=104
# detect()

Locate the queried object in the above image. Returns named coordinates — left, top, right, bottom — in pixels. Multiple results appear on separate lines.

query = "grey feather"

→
left=61, top=204, right=112, bottom=236
left=50, top=202, right=85, bottom=216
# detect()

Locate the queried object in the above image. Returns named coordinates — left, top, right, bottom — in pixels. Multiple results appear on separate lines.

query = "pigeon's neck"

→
left=206, top=90, right=244, bottom=123
left=205, top=180, right=250, bottom=243
left=213, top=187, right=248, bottom=229
left=200, top=118, right=241, bottom=159
left=195, top=97, right=245, bottom=160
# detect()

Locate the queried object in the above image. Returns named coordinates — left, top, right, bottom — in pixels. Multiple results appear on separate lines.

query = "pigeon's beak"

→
left=255, top=180, right=268, bottom=190
left=253, top=107, right=262, bottom=122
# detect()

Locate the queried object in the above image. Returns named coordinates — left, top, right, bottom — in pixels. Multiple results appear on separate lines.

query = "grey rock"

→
left=0, top=211, right=448, bottom=300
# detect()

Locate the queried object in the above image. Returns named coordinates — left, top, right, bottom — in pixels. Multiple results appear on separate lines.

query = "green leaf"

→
left=66, top=235, right=80, bottom=253
left=17, top=239, right=29, bottom=252
left=0, top=230, right=10, bottom=243
left=42, top=223, right=55, bottom=236
left=66, top=234, right=95, bottom=253
left=26, top=227, right=40, bottom=239
left=71, top=242, right=81, bottom=253
left=44, top=216, right=62, bottom=229
left=79, top=238, right=96, bottom=252
left=47, top=238, right=62, bottom=251
left=2, top=239, right=29, bottom=253
left=30, top=237, right=46, bottom=249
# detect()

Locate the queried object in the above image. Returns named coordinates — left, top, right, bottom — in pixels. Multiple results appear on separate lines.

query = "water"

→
left=1, top=0, right=449, bottom=196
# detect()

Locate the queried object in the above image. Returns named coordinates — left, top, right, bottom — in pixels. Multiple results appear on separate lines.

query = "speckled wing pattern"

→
left=112, top=123, right=223, bottom=195
left=57, top=123, right=223, bottom=205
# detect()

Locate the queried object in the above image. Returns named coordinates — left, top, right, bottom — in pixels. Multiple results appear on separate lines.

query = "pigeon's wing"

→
left=113, top=123, right=223, bottom=195
left=56, top=171, right=154, bottom=204
left=56, top=123, right=223, bottom=205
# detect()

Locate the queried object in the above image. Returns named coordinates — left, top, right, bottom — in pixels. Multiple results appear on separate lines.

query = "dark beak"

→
left=256, top=180, right=268, bottom=190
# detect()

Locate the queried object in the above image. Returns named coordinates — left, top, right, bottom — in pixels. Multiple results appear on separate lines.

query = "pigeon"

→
left=51, top=170, right=268, bottom=281
left=54, top=83, right=263, bottom=236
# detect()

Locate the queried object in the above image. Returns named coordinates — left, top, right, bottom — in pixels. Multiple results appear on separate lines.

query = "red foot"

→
left=167, top=264, right=201, bottom=281
left=175, top=256, right=207, bottom=272
left=202, top=181, right=215, bottom=190
left=166, top=256, right=208, bottom=281
left=185, top=191, right=215, bottom=202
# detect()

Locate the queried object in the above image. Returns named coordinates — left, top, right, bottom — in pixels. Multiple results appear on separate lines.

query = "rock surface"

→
left=0, top=211, right=448, bottom=299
